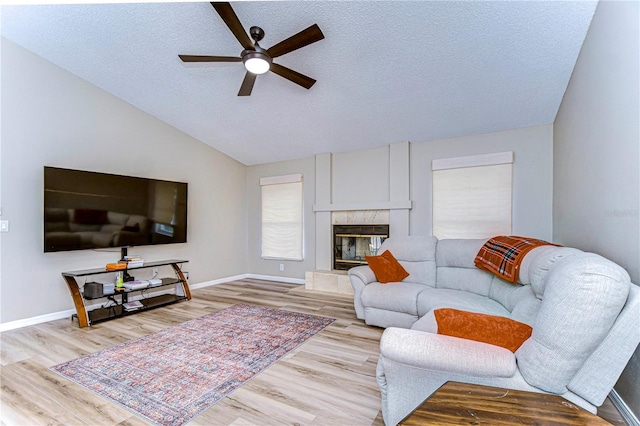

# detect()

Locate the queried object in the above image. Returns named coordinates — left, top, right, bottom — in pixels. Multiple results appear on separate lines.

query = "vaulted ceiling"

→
left=1, top=1, right=597, bottom=165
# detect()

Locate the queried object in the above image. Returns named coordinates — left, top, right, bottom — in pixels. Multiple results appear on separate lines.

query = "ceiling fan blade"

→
left=270, top=63, right=316, bottom=89
left=211, top=2, right=254, bottom=50
left=267, top=24, right=324, bottom=59
left=179, top=55, right=241, bottom=63
left=238, top=72, right=257, bottom=96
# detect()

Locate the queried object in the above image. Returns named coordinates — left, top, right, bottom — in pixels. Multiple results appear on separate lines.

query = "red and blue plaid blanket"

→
left=474, top=236, right=559, bottom=283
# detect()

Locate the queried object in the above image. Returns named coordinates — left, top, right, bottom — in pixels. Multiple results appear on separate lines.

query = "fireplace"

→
left=333, top=224, right=389, bottom=270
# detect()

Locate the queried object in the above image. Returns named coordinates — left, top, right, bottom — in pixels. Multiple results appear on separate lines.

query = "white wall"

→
left=0, top=38, right=248, bottom=324
left=553, top=1, right=639, bottom=417
left=411, top=125, right=554, bottom=240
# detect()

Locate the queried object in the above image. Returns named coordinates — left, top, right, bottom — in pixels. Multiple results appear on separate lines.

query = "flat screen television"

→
left=44, top=166, right=187, bottom=253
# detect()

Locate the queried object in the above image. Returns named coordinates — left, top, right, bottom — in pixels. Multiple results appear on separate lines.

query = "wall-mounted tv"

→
left=44, top=167, right=188, bottom=253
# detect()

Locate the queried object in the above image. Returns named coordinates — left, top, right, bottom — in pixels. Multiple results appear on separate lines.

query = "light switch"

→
left=0, top=220, right=9, bottom=232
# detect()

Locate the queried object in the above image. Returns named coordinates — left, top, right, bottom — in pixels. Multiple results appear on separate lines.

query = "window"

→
left=432, top=152, right=513, bottom=239
left=260, top=173, right=303, bottom=260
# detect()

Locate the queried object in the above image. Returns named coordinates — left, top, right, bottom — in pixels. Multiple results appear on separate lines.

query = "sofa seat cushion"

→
left=44, top=232, right=81, bottom=248
left=416, top=287, right=511, bottom=318
left=361, top=282, right=429, bottom=316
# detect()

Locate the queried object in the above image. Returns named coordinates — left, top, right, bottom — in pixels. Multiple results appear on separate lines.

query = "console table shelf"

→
left=62, top=259, right=191, bottom=328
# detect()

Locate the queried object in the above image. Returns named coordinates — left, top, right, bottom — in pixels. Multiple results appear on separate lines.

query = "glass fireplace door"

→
left=333, top=225, right=389, bottom=270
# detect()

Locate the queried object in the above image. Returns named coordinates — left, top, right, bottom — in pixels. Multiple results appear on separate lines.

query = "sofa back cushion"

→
left=366, top=250, right=410, bottom=283
left=44, top=208, right=71, bottom=233
left=487, top=245, right=580, bottom=324
left=126, top=215, right=150, bottom=232
left=506, top=287, right=541, bottom=326
left=436, top=239, right=493, bottom=296
left=516, top=253, right=631, bottom=394
left=377, top=236, right=437, bottom=286
left=489, top=277, right=527, bottom=311
left=107, top=211, right=130, bottom=226
left=69, top=223, right=102, bottom=232
left=523, top=246, right=583, bottom=297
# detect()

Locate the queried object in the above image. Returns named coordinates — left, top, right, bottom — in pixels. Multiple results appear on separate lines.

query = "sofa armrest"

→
left=348, top=265, right=378, bottom=319
left=380, top=327, right=518, bottom=378
left=348, top=265, right=377, bottom=286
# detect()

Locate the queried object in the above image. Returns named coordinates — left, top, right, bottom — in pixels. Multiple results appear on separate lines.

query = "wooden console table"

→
left=62, top=259, right=191, bottom=328
left=399, top=381, right=611, bottom=425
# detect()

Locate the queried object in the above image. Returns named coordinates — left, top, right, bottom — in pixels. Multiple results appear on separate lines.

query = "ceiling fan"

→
left=179, top=2, right=324, bottom=96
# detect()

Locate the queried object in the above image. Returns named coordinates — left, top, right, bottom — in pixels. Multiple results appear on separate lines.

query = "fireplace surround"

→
left=333, top=224, right=389, bottom=270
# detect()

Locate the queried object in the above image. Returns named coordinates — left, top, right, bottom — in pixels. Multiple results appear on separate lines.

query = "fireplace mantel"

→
left=313, top=200, right=411, bottom=212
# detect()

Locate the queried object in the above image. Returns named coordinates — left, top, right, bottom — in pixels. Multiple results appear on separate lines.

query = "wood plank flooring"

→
left=0, top=279, right=626, bottom=425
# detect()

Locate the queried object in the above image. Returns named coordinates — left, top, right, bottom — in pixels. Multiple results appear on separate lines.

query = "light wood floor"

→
left=0, top=279, right=626, bottom=425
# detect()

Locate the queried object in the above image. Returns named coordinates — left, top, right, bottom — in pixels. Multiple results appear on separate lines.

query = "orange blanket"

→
left=474, top=236, right=558, bottom=284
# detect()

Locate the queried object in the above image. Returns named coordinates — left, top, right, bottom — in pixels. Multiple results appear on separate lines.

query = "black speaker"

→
left=84, top=282, right=103, bottom=299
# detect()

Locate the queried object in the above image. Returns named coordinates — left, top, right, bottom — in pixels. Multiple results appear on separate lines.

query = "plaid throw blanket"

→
left=474, top=236, right=559, bottom=283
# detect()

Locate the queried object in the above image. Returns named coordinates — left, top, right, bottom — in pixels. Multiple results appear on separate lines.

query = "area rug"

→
left=51, top=303, right=335, bottom=426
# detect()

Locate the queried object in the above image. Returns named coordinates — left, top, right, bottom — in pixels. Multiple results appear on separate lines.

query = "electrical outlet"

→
left=0, top=220, right=9, bottom=233
left=279, top=263, right=284, bottom=271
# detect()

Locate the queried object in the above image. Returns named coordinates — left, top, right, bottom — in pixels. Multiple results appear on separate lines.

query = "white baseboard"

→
left=0, top=273, right=304, bottom=332
left=245, top=274, right=305, bottom=285
left=609, top=389, right=640, bottom=426
left=0, top=309, right=78, bottom=332
left=189, top=274, right=249, bottom=290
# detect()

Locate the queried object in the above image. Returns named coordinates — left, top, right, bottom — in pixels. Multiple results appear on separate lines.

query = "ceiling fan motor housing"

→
left=249, top=26, right=265, bottom=43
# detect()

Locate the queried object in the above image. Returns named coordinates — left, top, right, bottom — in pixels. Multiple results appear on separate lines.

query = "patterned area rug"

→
left=51, top=304, right=335, bottom=426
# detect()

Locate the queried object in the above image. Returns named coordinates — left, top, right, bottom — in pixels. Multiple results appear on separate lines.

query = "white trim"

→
left=245, top=274, right=305, bottom=285
left=259, top=173, right=302, bottom=186
left=189, top=274, right=249, bottom=290
left=0, top=309, right=78, bottom=332
left=191, top=274, right=305, bottom=287
left=313, top=200, right=412, bottom=212
left=609, top=389, right=640, bottom=426
left=432, top=151, right=513, bottom=171
left=0, top=274, right=305, bottom=332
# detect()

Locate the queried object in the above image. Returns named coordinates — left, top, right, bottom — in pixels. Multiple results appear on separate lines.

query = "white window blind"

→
left=260, top=173, right=303, bottom=260
left=432, top=152, right=513, bottom=239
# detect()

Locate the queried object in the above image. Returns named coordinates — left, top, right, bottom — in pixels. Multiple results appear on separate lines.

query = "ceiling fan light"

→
left=242, top=51, right=271, bottom=74
left=245, top=57, right=270, bottom=74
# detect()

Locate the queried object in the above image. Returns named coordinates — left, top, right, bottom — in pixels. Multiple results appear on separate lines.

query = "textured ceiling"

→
left=1, top=1, right=597, bottom=165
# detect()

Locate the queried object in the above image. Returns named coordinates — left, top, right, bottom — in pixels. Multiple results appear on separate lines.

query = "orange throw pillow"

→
left=365, top=250, right=410, bottom=284
left=434, top=308, right=532, bottom=352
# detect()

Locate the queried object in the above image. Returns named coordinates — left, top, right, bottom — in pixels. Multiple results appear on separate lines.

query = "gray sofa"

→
left=348, top=236, right=640, bottom=425
left=45, top=208, right=150, bottom=251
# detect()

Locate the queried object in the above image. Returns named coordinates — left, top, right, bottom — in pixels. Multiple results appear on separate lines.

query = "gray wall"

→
left=246, top=124, right=554, bottom=277
left=246, top=157, right=316, bottom=279
left=410, top=125, right=553, bottom=240
left=332, top=146, right=390, bottom=204
left=0, top=39, right=248, bottom=324
left=553, top=1, right=639, bottom=417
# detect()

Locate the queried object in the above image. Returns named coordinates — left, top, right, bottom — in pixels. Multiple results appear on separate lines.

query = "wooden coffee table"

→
left=399, top=381, right=611, bottom=425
